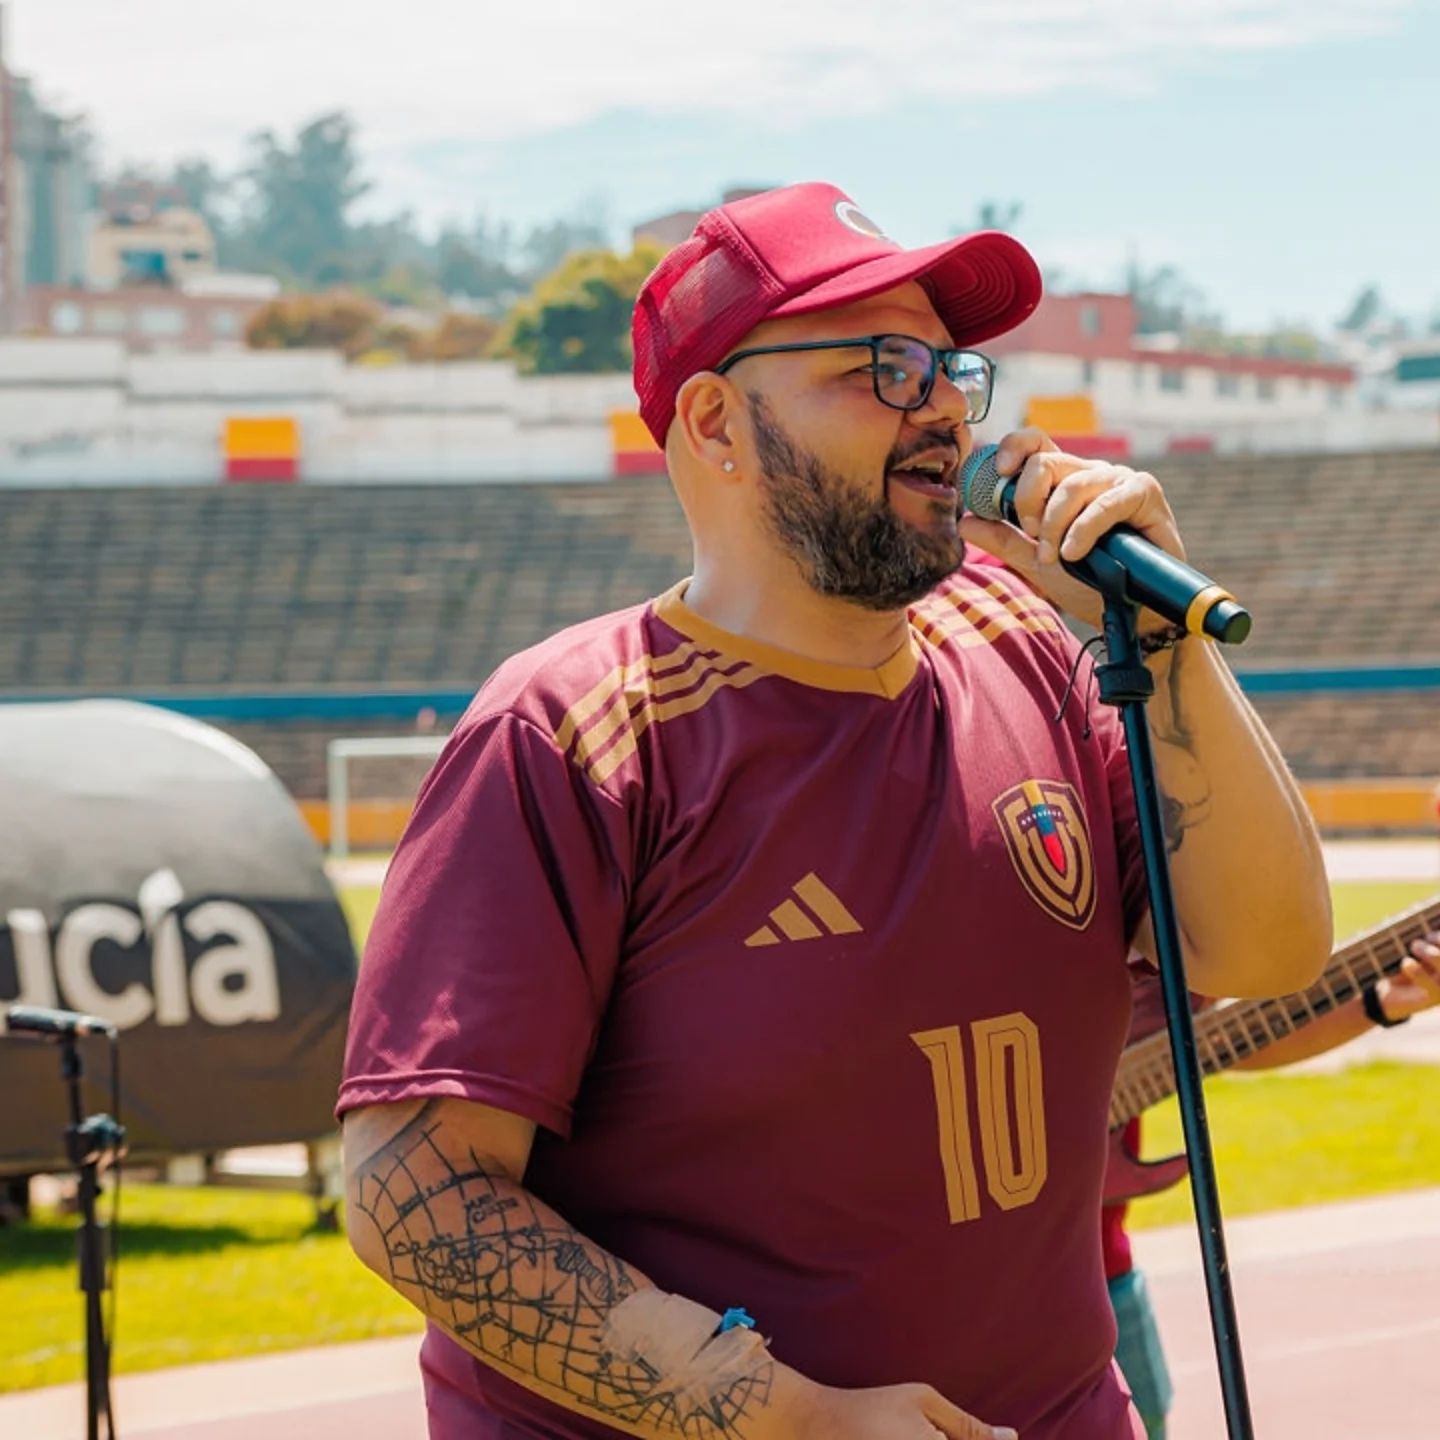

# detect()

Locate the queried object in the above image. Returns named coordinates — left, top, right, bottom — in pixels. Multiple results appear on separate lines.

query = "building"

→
left=0, top=3, right=94, bottom=327
left=88, top=178, right=216, bottom=290
left=14, top=272, right=279, bottom=352
left=4, top=72, right=92, bottom=293
left=971, top=291, right=1426, bottom=457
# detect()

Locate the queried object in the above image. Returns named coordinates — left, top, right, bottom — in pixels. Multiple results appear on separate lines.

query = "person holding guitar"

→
left=1106, top=917, right=1440, bottom=1439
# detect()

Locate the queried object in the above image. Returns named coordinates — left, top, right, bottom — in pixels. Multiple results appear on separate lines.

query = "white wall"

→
left=0, top=341, right=635, bottom=485
left=0, top=337, right=1427, bottom=487
left=974, top=351, right=1436, bottom=458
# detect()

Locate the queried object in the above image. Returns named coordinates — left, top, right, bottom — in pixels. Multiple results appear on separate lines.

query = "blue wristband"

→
left=715, top=1307, right=756, bottom=1335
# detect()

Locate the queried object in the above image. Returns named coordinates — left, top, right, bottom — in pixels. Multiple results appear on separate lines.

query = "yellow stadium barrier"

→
left=298, top=799, right=415, bottom=849
left=1024, top=394, right=1099, bottom=436
left=224, top=416, right=300, bottom=460
left=1298, top=779, right=1440, bottom=832
left=299, top=782, right=1440, bottom=855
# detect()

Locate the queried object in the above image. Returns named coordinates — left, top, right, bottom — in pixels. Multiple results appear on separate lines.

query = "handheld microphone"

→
left=960, top=444, right=1251, bottom=644
left=4, top=1004, right=118, bottom=1039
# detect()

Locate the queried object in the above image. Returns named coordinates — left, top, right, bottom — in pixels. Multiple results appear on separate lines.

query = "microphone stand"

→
left=57, top=1033, right=124, bottom=1440
left=1083, top=553, right=1255, bottom=1440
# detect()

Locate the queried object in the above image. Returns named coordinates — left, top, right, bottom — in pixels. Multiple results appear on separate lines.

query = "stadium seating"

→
left=0, top=448, right=1436, bottom=797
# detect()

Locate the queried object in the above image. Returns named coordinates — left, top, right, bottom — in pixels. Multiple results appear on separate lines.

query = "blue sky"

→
left=13, top=0, right=1439, bottom=330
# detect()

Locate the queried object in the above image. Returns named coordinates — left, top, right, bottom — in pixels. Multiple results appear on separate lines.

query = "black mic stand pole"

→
left=57, top=1033, right=122, bottom=1440
left=1083, top=552, right=1255, bottom=1440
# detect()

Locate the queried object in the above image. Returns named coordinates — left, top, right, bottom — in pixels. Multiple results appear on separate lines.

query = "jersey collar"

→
left=654, top=581, right=920, bottom=699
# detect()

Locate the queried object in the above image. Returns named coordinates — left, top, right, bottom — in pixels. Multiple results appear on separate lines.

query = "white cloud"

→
left=8, top=0, right=1417, bottom=173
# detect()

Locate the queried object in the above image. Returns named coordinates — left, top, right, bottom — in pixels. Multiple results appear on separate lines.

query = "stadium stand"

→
left=0, top=448, right=1437, bottom=800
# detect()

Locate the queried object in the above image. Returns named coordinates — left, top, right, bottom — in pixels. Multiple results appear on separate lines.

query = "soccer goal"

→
left=325, top=734, right=448, bottom=860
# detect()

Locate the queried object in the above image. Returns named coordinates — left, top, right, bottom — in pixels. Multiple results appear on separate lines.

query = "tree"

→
left=1337, top=285, right=1383, bottom=333
left=972, top=200, right=1024, bottom=234
left=498, top=244, right=663, bottom=375
left=238, top=112, right=372, bottom=284
left=411, top=312, right=502, bottom=362
left=518, top=201, right=610, bottom=282
left=436, top=223, right=520, bottom=304
left=245, top=293, right=381, bottom=358
left=1125, top=261, right=1220, bottom=336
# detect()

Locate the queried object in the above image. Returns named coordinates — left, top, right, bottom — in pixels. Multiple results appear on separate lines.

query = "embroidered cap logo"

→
left=992, top=779, right=1097, bottom=931
left=833, top=200, right=890, bottom=241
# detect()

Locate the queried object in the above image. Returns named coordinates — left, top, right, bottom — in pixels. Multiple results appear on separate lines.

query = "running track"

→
left=6, top=1188, right=1438, bottom=1440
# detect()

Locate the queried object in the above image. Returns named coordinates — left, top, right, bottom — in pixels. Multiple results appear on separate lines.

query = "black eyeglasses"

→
left=714, top=333, right=997, bottom=423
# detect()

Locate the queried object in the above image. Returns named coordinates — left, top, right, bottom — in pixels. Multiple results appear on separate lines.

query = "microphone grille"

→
left=960, top=444, right=1007, bottom=521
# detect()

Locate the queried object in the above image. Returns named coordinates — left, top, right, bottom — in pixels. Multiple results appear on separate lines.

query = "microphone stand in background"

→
left=1079, top=549, right=1256, bottom=1440
left=6, top=1007, right=126, bottom=1440
left=60, top=1027, right=125, bottom=1440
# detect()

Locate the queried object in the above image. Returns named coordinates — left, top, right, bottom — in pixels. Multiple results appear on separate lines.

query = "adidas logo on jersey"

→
left=744, top=872, right=863, bottom=948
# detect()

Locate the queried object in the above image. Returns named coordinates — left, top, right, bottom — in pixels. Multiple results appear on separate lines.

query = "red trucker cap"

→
left=632, top=181, right=1042, bottom=446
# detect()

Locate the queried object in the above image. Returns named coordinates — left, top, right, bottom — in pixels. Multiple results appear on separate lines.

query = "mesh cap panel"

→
left=633, top=225, right=783, bottom=446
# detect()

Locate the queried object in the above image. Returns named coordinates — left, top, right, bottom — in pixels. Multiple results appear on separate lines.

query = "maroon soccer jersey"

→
left=340, top=563, right=1149, bottom=1440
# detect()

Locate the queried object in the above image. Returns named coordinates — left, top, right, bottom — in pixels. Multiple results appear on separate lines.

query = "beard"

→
left=747, top=394, right=964, bottom=612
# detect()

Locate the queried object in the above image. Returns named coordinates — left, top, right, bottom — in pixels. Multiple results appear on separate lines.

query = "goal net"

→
left=325, top=734, right=449, bottom=860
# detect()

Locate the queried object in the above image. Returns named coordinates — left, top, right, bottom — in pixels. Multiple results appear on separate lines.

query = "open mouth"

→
left=887, top=454, right=959, bottom=500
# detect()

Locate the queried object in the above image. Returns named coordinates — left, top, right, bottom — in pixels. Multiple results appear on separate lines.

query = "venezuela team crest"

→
left=993, top=779, right=1096, bottom=931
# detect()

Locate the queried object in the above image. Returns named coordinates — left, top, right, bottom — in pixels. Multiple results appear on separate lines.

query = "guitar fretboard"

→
left=1110, top=891, right=1440, bottom=1126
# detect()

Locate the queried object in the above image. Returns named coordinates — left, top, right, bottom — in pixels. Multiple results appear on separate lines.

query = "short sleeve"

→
left=337, top=710, right=630, bottom=1137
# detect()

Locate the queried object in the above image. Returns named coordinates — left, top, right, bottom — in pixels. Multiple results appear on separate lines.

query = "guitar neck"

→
left=1111, top=890, right=1440, bottom=1127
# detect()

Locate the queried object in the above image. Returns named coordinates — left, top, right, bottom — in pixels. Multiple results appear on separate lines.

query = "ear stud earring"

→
left=722, top=460, right=736, bottom=473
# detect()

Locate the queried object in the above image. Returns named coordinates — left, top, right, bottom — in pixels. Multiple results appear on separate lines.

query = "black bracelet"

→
left=1137, top=623, right=1188, bottom=657
left=1362, top=982, right=1409, bottom=1028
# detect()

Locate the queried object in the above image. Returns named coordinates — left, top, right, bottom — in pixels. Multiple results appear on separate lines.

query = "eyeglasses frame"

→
left=712, top=333, right=998, bottom=423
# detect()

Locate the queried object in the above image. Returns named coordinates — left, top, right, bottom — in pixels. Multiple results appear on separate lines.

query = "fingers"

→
left=1403, top=940, right=1440, bottom=1003
left=1379, top=947, right=1440, bottom=1022
left=994, top=438, right=1186, bottom=567
left=992, top=426, right=1059, bottom=486
left=1040, top=465, right=1143, bottom=566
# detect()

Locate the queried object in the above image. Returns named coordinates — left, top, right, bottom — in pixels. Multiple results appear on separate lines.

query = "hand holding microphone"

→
left=959, top=437, right=1250, bottom=644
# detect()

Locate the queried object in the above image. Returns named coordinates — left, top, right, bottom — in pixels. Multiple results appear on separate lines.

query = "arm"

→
left=959, top=431, right=1332, bottom=999
left=344, top=1097, right=1012, bottom=1440
left=1233, top=931, right=1440, bottom=1070
left=345, top=1096, right=786, bottom=1439
left=1131, top=632, right=1330, bottom=997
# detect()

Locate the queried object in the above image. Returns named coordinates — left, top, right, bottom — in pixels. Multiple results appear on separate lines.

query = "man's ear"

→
left=672, top=372, right=745, bottom=480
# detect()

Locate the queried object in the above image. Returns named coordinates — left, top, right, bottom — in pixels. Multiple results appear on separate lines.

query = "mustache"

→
left=885, top=435, right=962, bottom=470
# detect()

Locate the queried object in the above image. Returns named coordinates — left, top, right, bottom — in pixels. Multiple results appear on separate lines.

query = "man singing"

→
left=339, top=183, right=1330, bottom=1439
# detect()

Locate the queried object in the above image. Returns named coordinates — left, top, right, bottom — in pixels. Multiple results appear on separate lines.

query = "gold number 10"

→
left=910, top=1013, right=1048, bottom=1224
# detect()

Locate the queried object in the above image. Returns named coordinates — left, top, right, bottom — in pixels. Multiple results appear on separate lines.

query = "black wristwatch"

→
left=1362, top=982, right=1410, bottom=1028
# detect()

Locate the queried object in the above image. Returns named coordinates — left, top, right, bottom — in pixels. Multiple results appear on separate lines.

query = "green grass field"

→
left=2, top=874, right=1436, bottom=1392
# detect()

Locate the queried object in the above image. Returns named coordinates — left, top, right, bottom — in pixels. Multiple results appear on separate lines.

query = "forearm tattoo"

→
left=1150, top=642, right=1213, bottom=856
left=351, top=1102, right=773, bottom=1436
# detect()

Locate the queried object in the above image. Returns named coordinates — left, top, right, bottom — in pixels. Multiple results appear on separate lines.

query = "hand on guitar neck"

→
left=1105, top=911, right=1440, bottom=1203
left=1368, top=933, right=1440, bottom=1022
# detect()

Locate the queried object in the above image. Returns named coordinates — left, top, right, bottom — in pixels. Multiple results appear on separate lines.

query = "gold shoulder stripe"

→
left=910, top=598, right=991, bottom=650
left=553, top=640, right=707, bottom=755
left=910, top=603, right=1054, bottom=653
left=975, top=578, right=1064, bottom=624
left=571, top=651, right=746, bottom=772
left=940, top=586, right=1064, bottom=636
left=585, top=660, right=765, bottom=785
left=913, top=584, right=1064, bottom=651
